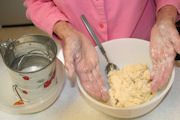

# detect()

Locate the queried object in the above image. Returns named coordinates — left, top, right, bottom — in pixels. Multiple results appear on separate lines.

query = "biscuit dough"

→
left=107, top=62, right=153, bottom=107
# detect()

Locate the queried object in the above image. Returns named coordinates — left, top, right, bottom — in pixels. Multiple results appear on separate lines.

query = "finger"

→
left=156, top=42, right=176, bottom=89
left=75, top=61, right=101, bottom=98
left=78, top=72, right=93, bottom=93
left=87, top=71, right=101, bottom=98
left=69, top=72, right=77, bottom=87
left=65, top=61, right=75, bottom=78
left=150, top=47, right=158, bottom=64
left=65, top=62, right=77, bottom=87
left=150, top=48, right=163, bottom=81
left=150, top=63, right=157, bottom=80
left=100, top=86, right=109, bottom=101
left=154, top=62, right=165, bottom=91
left=63, top=46, right=75, bottom=78
left=158, top=58, right=174, bottom=89
left=173, top=38, right=180, bottom=54
left=170, top=32, right=180, bottom=54
left=92, top=65, right=109, bottom=101
left=75, top=63, right=90, bottom=88
left=151, top=51, right=174, bottom=92
left=64, top=50, right=76, bottom=85
left=67, top=52, right=82, bottom=87
left=150, top=45, right=158, bottom=80
left=151, top=63, right=164, bottom=93
left=79, top=71, right=101, bottom=99
left=86, top=58, right=109, bottom=101
left=150, top=45, right=164, bottom=67
left=86, top=61, right=102, bottom=99
left=93, top=65, right=104, bottom=85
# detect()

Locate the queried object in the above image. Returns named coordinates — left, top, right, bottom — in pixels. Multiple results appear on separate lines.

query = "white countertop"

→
left=0, top=59, right=180, bottom=120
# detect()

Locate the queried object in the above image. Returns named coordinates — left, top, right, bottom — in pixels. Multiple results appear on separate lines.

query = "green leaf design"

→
left=49, top=71, right=53, bottom=77
left=37, top=79, right=45, bottom=83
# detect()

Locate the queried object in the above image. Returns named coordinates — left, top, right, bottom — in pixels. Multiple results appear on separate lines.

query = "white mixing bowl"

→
left=77, top=38, right=175, bottom=118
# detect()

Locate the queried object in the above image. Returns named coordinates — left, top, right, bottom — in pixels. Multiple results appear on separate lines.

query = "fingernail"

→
left=150, top=73, right=154, bottom=80
left=151, top=84, right=157, bottom=93
left=102, top=92, right=109, bottom=101
left=101, top=87, right=109, bottom=101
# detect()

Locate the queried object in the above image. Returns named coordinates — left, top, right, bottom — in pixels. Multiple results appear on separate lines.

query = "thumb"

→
left=65, top=61, right=77, bottom=87
left=63, top=45, right=76, bottom=82
left=65, top=61, right=74, bottom=78
left=172, top=34, right=180, bottom=54
left=69, top=72, right=77, bottom=87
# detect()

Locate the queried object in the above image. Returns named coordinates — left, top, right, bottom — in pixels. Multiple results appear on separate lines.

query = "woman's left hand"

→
left=150, top=5, right=180, bottom=92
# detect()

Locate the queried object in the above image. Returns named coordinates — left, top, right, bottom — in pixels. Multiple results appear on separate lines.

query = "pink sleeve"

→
left=24, top=0, right=69, bottom=38
left=155, top=0, right=180, bottom=21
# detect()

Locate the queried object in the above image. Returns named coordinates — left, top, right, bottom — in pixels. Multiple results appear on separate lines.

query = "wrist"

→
left=156, top=5, right=178, bottom=24
left=156, top=5, right=177, bottom=24
left=53, top=21, right=74, bottom=40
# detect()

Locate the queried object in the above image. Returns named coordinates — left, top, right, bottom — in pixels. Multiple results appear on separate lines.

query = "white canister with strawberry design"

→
left=0, top=35, right=60, bottom=106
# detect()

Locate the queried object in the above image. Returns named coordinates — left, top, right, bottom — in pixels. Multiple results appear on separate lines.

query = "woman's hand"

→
left=150, top=5, right=180, bottom=92
left=53, top=21, right=109, bottom=101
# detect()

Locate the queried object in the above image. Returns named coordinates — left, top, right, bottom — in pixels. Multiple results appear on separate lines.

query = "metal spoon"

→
left=81, top=15, right=119, bottom=74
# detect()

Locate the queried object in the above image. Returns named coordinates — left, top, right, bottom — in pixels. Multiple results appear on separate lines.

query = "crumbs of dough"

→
left=107, top=62, right=153, bottom=108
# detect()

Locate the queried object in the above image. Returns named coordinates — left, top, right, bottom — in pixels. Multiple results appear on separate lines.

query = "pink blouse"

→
left=24, top=0, right=180, bottom=46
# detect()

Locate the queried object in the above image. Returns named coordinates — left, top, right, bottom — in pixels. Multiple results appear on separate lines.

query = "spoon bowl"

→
left=105, top=62, right=119, bottom=74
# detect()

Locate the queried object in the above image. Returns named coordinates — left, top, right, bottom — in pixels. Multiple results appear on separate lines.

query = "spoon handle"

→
left=81, top=14, right=109, bottom=63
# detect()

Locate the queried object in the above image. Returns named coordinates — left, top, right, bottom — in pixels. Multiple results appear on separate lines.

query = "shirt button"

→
left=99, top=24, right=104, bottom=29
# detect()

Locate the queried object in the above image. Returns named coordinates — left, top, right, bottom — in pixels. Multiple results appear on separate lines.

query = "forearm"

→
left=24, top=0, right=68, bottom=37
left=156, top=5, right=178, bottom=24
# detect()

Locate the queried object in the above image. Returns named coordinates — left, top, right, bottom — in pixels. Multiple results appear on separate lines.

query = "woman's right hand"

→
left=53, top=21, right=109, bottom=101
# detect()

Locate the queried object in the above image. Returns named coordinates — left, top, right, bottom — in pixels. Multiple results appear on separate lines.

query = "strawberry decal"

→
left=22, top=90, right=28, bottom=94
left=23, top=76, right=29, bottom=80
left=14, top=100, right=24, bottom=106
left=44, top=70, right=56, bottom=88
left=44, top=80, right=51, bottom=88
